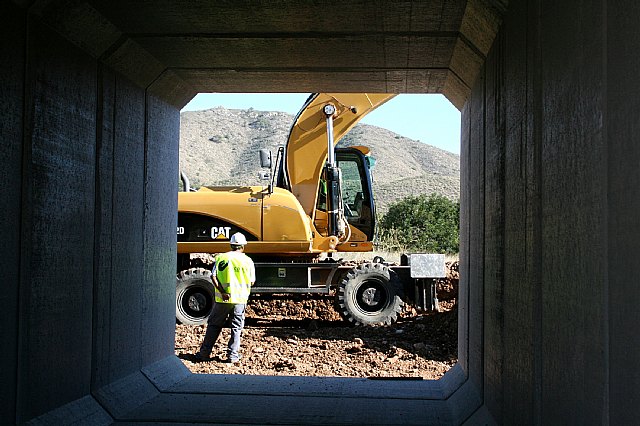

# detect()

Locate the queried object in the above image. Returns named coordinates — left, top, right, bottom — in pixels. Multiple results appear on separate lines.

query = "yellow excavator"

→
left=176, top=93, right=444, bottom=326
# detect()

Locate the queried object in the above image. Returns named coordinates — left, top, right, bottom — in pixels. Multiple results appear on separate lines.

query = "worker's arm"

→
left=211, top=273, right=230, bottom=301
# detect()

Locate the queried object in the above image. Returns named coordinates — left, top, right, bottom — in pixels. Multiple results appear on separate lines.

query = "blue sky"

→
left=182, top=93, right=461, bottom=155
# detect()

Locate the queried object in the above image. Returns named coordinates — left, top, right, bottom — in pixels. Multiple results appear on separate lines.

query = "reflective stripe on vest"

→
left=214, top=251, right=254, bottom=304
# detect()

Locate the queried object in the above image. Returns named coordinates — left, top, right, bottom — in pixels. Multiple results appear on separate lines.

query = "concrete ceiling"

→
left=27, top=0, right=507, bottom=108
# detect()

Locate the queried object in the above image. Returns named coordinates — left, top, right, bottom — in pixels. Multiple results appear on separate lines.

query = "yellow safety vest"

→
left=213, top=251, right=255, bottom=304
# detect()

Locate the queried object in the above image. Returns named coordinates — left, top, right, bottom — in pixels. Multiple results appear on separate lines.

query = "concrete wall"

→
left=1, top=2, right=25, bottom=422
left=1, top=3, right=179, bottom=423
left=608, top=2, right=640, bottom=423
left=460, top=0, right=640, bottom=423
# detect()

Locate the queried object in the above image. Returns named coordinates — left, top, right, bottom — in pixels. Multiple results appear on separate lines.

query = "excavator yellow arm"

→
left=285, top=94, right=395, bottom=217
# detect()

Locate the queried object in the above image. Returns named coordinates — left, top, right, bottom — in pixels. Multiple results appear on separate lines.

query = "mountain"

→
left=179, top=107, right=460, bottom=213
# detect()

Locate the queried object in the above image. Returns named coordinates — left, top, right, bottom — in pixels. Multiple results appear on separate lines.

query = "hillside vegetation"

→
left=180, top=107, right=460, bottom=213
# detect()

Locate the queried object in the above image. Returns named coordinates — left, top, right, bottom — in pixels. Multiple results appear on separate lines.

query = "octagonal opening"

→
left=174, top=92, right=461, bottom=382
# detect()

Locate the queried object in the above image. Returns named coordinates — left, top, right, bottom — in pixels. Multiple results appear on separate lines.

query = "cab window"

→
left=337, top=154, right=366, bottom=220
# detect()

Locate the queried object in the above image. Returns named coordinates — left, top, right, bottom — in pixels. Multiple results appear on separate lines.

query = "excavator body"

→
left=176, top=93, right=445, bottom=326
left=177, top=94, right=393, bottom=257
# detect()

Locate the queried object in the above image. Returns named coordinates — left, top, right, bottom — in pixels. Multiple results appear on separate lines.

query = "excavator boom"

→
left=284, top=94, right=395, bottom=217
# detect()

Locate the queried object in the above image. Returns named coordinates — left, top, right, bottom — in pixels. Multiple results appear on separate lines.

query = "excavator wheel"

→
left=176, top=268, right=215, bottom=325
left=337, top=263, right=404, bottom=326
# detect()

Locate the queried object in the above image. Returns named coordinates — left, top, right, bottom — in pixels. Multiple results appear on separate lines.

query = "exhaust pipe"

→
left=180, top=171, right=191, bottom=192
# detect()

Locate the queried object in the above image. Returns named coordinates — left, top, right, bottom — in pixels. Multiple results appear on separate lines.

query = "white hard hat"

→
left=230, top=232, right=247, bottom=246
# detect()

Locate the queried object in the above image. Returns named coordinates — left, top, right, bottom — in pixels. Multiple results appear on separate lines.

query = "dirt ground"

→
left=175, top=262, right=459, bottom=380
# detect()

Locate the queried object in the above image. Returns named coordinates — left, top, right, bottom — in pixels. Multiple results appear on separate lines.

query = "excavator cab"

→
left=334, top=147, right=376, bottom=241
left=309, top=145, right=376, bottom=246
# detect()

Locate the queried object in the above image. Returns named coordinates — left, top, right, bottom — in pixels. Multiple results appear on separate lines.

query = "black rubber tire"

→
left=337, top=263, right=404, bottom=326
left=176, top=268, right=215, bottom=325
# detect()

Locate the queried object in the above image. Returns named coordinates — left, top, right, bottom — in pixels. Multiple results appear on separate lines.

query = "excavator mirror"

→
left=259, top=149, right=272, bottom=168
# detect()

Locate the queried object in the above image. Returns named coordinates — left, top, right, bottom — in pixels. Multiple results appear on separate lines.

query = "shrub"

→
left=378, top=194, right=459, bottom=254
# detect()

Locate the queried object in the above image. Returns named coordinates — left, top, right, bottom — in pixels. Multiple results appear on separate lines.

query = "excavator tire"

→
left=176, top=268, right=215, bottom=325
left=337, top=263, right=404, bottom=326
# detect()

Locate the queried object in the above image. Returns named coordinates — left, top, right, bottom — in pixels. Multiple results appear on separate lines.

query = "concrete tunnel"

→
left=2, top=0, right=639, bottom=424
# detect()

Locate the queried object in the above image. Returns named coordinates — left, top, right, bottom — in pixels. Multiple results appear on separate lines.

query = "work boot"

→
left=216, top=355, right=240, bottom=365
left=227, top=354, right=241, bottom=364
left=194, top=351, right=210, bottom=362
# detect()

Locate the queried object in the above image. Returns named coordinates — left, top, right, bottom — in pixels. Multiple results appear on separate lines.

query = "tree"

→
left=378, top=194, right=459, bottom=254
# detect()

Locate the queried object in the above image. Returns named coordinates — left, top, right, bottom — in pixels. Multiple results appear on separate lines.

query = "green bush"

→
left=378, top=194, right=459, bottom=254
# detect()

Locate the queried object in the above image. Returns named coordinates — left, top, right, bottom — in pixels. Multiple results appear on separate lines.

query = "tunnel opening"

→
left=173, top=93, right=461, bottom=382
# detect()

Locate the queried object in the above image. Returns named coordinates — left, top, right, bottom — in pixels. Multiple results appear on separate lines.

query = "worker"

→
left=195, top=232, right=255, bottom=364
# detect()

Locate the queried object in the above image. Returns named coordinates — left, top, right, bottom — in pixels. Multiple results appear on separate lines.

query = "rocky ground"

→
left=175, top=263, right=459, bottom=380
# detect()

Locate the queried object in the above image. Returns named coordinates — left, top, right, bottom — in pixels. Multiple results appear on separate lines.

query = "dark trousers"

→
left=198, top=302, right=246, bottom=361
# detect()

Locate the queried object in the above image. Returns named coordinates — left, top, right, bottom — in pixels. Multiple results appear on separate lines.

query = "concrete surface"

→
left=1, top=0, right=639, bottom=424
left=29, top=0, right=505, bottom=109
